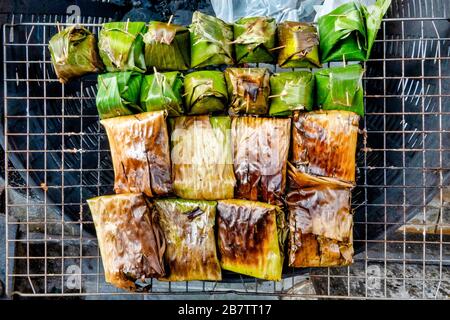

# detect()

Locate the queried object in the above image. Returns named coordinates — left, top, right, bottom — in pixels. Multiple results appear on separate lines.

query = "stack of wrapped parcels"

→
left=47, top=0, right=391, bottom=291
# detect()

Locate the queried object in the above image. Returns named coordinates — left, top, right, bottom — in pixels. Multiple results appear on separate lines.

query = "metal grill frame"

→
left=3, top=11, right=450, bottom=299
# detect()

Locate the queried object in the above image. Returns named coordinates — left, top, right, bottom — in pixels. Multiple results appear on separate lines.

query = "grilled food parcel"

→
left=225, top=67, right=271, bottom=115
left=154, top=198, right=222, bottom=281
left=140, top=71, right=184, bottom=116
left=48, top=25, right=104, bottom=83
left=318, top=0, right=392, bottom=63
left=87, top=193, right=166, bottom=291
left=217, top=199, right=287, bottom=280
left=276, top=22, right=321, bottom=68
left=96, top=72, right=143, bottom=119
left=315, top=64, right=365, bottom=116
left=100, top=110, right=172, bottom=198
left=269, top=71, right=314, bottom=116
left=232, top=116, right=291, bottom=206
left=290, top=110, right=360, bottom=185
left=190, top=11, right=234, bottom=68
left=183, top=70, right=228, bottom=115
left=98, top=21, right=147, bottom=73
left=232, top=16, right=277, bottom=64
left=170, top=115, right=236, bottom=200
left=286, top=186, right=354, bottom=267
left=143, top=21, right=190, bottom=71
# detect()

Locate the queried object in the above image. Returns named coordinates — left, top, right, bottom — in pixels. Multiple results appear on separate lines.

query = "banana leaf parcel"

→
left=269, top=71, right=314, bottom=116
left=96, top=72, right=143, bottom=119
left=217, top=199, right=287, bottom=280
left=232, top=117, right=291, bottom=206
left=140, top=71, right=184, bottom=117
left=225, top=68, right=270, bottom=115
left=318, top=0, right=392, bottom=62
left=154, top=198, right=222, bottom=281
left=143, top=21, right=190, bottom=71
left=315, top=64, right=365, bottom=116
left=87, top=193, right=166, bottom=291
left=48, top=25, right=104, bottom=84
left=183, top=70, right=228, bottom=115
left=170, top=116, right=236, bottom=200
left=190, top=11, right=234, bottom=68
left=291, top=110, right=359, bottom=185
left=277, top=22, right=321, bottom=68
left=98, top=21, right=147, bottom=73
left=233, top=16, right=276, bottom=64
left=101, top=111, right=172, bottom=197
left=286, top=186, right=354, bottom=267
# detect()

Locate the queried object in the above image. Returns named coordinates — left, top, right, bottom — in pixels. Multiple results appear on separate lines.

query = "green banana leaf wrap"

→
left=269, top=71, right=314, bottom=116
left=189, top=11, right=234, bottom=68
left=233, top=16, right=276, bottom=64
left=225, top=67, right=270, bottom=115
left=318, top=0, right=391, bottom=62
left=183, top=70, right=228, bottom=115
left=48, top=25, right=104, bottom=84
left=87, top=193, right=166, bottom=291
left=96, top=72, right=143, bottom=119
left=170, top=115, right=236, bottom=200
left=140, top=71, right=184, bottom=117
left=143, top=21, right=190, bottom=71
left=315, top=64, right=365, bottom=116
left=277, top=22, right=321, bottom=68
left=232, top=117, right=291, bottom=206
left=217, top=199, right=287, bottom=280
left=98, top=21, right=147, bottom=72
left=100, top=111, right=172, bottom=198
left=154, top=198, right=222, bottom=281
left=286, top=186, right=353, bottom=267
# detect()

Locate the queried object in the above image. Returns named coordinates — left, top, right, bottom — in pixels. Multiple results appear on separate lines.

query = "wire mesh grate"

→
left=3, top=10, right=450, bottom=299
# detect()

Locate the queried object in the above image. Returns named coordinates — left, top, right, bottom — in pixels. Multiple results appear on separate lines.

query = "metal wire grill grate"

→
left=3, top=10, right=450, bottom=299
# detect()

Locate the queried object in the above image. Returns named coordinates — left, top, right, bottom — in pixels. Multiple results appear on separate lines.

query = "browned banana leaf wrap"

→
left=87, top=193, right=166, bottom=291
left=154, top=198, right=222, bottom=281
left=232, top=117, right=291, bottom=205
left=286, top=187, right=353, bottom=267
left=217, top=199, right=287, bottom=280
left=170, top=116, right=235, bottom=200
left=277, top=22, right=321, bottom=68
left=225, top=68, right=270, bottom=115
left=291, top=110, right=359, bottom=184
left=100, top=111, right=172, bottom=197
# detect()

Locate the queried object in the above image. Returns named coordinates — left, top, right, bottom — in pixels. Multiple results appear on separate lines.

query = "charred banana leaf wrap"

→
left=87, top=193, right=166, bottom=291
left=315, top=64, right=365, bottom=116
left=48, top=25, right=104, bottom=83
left=140, top=71, right=184, bottom=116
left=233, top=16, right=276, bottom=64
left=170, top=116, right=236, bottom=200
left=143, top=21, right=190, bottom=71
left=290, top=110, right=359, bottom=185
left=98, top=21, right=147, bottom=72
left=101, top=111, right=172, bottom=197
left=217, top=199, right=288, bottom=280
left=225, top=67, right=270, bottom=115
left=277, top=22, right=321, bottom=68
left=190, top=11, right=234, bottom=68
left=269, top=71, right=314, bottom=116
left=96, top=72, right=143, bottom=119
left=154, top=198, right=222, bottom=281
left=183, top=70, right=228, bottom=115
left=232, top=117, right=291, bottom=205
left=286, top=187, right=354, bottom=267
left=318, top=0, right=392, bottom=62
